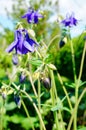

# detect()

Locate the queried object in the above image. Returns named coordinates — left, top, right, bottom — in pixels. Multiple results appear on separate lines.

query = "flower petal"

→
left=6, top=41, right=17, bottom=53
left=24, top=41, right=34, bottom=52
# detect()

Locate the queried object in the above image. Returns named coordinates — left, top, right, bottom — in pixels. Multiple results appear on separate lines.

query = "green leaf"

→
left=51, top=98, right=63, bottom=111
left=47, top=63, right=57, bottom=70
left=78, top=127, right=86, bottom=130
left=5, top=102, right=16, bottom=111
left=29, top=58, right=43, bottom=66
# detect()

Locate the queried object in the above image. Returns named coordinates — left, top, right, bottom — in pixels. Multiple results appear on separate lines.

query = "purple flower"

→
left=6, top=29, right=38, bottom=54
left=22, top=8, right=43, bottom=24
left=14, top=95, right=21, bottom=108
left=61, top=13, right=78, bottom=27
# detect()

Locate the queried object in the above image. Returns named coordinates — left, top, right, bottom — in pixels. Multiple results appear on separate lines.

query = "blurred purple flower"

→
left=22, top=8, right=43, bottom=24
left=14, top=95, right=21, bottom=108
left=61, top=13, right=78, bottom=27
left=6, top=29, right=38, bottom=54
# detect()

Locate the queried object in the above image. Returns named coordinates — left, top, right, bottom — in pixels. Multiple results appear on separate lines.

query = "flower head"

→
left=61, top=13, right=78, bottom=27
left=22, top=8, right=43, bottom=24
left=6, top=28, right=38, bottom=54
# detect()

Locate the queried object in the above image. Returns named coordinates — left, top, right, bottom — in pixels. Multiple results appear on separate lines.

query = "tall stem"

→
left=70, top=40, right=77, bottom=82
left=21, top=99, right=35, bottom=130
left=67, top=88, right=86, bottom=130
left=21, top=90, right=46, bottom=130
left=70, top=39, right=77, bottom=130
left=38, top=78, right=42, bottom=130
left=50, top=70, right=61, bottom=130
left=57, top=72, right=73, bottom=111
left=12, top=83, right=46, bottom=130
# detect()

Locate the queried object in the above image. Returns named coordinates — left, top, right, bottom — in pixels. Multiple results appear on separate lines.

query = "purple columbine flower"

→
left=22, top=8, right=43, bottom=24
left=61, top=13, right=78, bottom=27
left=6, top=29, right=38, bottom=54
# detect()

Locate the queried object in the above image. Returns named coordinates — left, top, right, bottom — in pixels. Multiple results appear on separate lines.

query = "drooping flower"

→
left=59, top=37, right=67, bottom=48
left=14, top=94, right=21, bottom=108
left=61, top=13, right=78, bottom=27
left=6, top=28, right=38, bottom=54
left=22, top=8, right=43, bottom=24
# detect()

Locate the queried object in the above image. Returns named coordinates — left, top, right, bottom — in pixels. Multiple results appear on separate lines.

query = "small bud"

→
left=59, top=37, right=67, bottom=48
left=41, top=77, right=51, bottom=91
left=14, top=95, right=21, bottom=108
left=12, top=54, right=18, bottom=65
left=59, top=40, right=65, bottom=48
left=2, top=92, right=7, bottom=100
left=19, top=73, right=26, bottom=83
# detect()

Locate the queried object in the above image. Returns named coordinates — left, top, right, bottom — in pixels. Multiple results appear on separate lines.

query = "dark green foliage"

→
left=55, top=32, right=86, bottom=81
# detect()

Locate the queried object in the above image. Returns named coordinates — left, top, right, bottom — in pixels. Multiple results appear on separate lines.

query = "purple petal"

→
left=21, top=13, right=28, bottom=18
left=6, top=41, right=17, bottom=53
left=24, top=41, right=34, bottom=52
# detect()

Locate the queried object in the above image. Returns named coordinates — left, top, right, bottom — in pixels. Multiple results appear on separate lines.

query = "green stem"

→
left=78, top=41, right=86, bottom=82
left=50, top=70, right=60, bottom=130
left=12, top=83, right=46, bottom=130
left=74, top=41, right=86, bottom=130
left=67, top=88, right=86, bottom=130
left=51, top=71, right=65, bottom=130
left=21, top=99, right=35, bottom=130
left=46, top=35, right=60, bottom=52
left=70, top=40, right=77, bottom=82
left=28, top=72, right=38, bottom=97
left=70, top=39, right=77, bottom=130
left=57, top=72, right=73, bottom=111
left=38, top=78, right=42, bottom=130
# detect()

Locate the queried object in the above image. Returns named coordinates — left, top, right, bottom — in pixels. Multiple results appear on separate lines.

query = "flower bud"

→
left=41, top=77, right=51, bottom=91
left=2, top=92, right=7, bottom=100
left=14, top=95, right=21, bottom=108
left=12, top=54, right=18, bottom=65
left=59, top=40, right=65, bottom=48
left=19, top=73, right=26, bottom=83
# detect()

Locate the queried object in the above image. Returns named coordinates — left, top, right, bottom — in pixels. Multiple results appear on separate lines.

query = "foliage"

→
left=0, top=0, right=86, bottom=130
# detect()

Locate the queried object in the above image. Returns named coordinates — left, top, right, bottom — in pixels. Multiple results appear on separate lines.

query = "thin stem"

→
left=57, top=72, right=73, bottom=111
left=50, top=70, right=60, bottom=130
left=74, top=41, right=86, bottom=130
left=21, top=99, right=35, bottom=130
left=12, top=83, right=46, bottom=130
left=70, top=39, right=77, bottom=130
left=67, top=88, right=86, bottom=130
left=78, top=41, right=86, bottom=82
left=70, top=40, right=77, bottom=82
left=46, top=35, right=60, bottom=52
left=28, top=72, right=38, bottom=97
left=38, top=78, right=42, bottom=130
left=21, top=90, right=46, bottom=130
